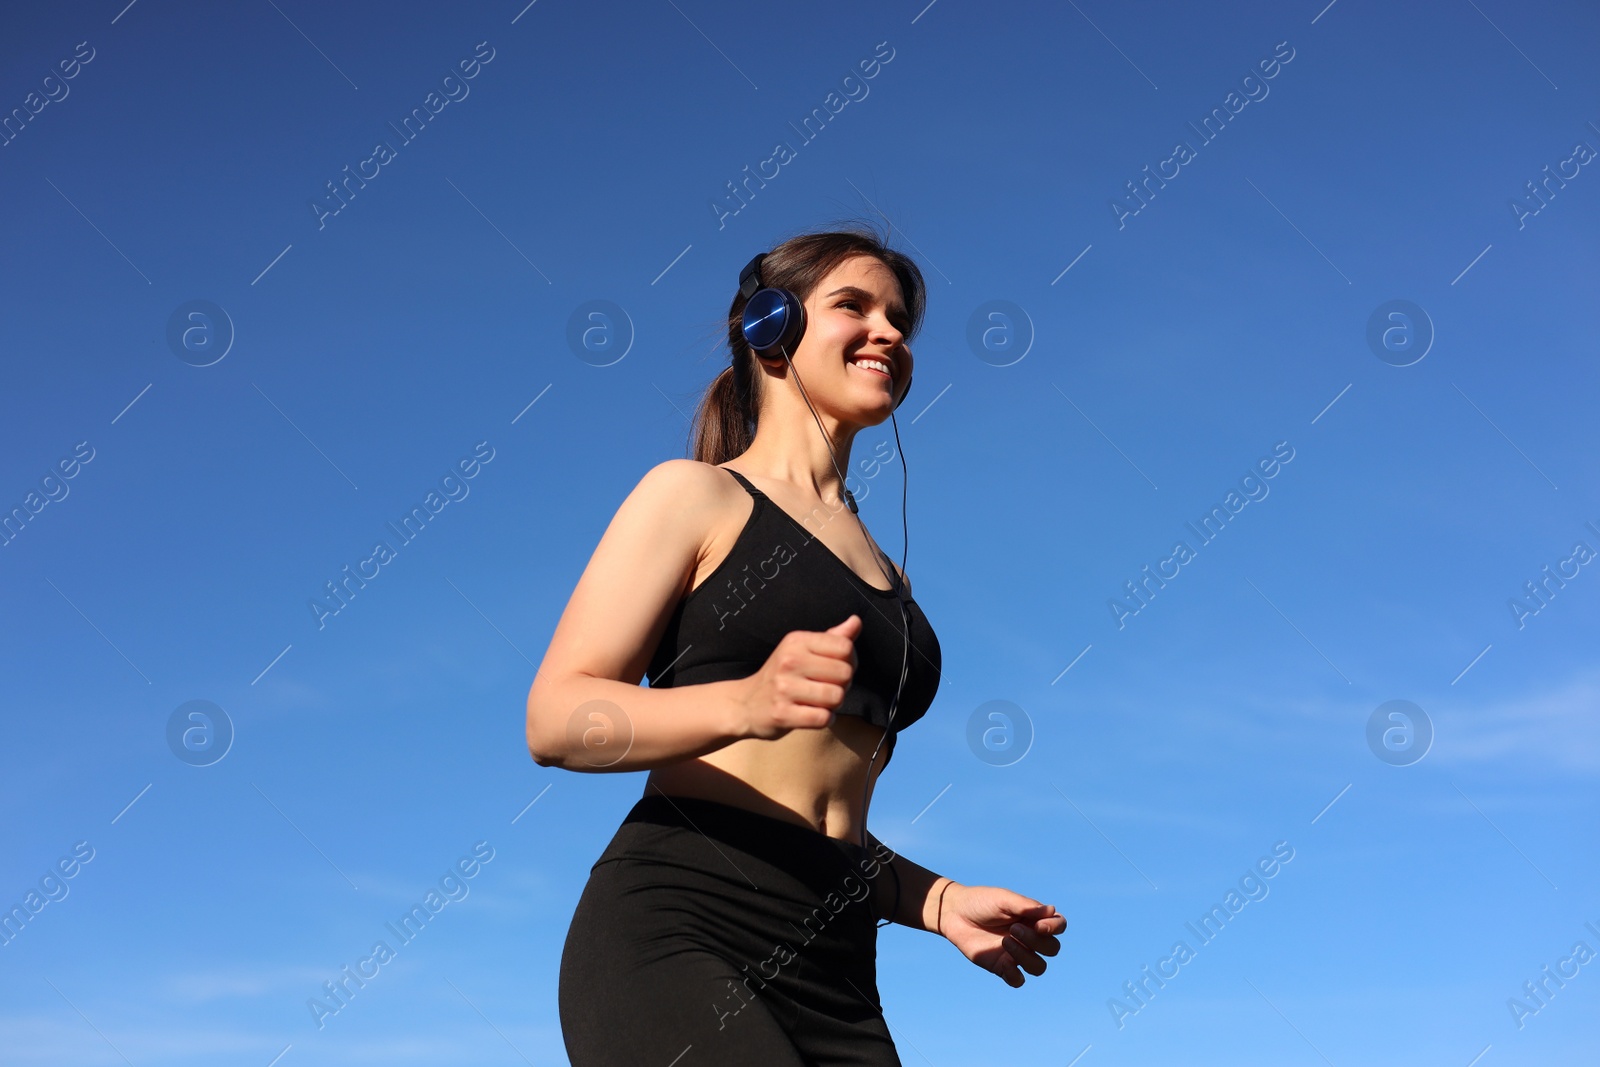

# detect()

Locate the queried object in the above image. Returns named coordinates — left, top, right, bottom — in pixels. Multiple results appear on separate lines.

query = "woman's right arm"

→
left=524, top=461, right=855, bottom=772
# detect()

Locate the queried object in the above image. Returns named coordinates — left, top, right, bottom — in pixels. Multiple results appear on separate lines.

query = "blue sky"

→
left=2, top=0, right=1596, bottom=1064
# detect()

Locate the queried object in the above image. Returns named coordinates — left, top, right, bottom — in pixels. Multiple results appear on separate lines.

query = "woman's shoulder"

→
left=628, top=459, right=747, bottom=530
left=638, top=458, right=739, bottom=498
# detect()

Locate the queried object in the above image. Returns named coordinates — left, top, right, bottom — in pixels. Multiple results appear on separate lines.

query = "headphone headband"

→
left=737, top=253, right=767, bottom=301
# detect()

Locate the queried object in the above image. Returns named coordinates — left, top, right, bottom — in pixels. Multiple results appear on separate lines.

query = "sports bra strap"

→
left=721, top=467, right=764, bottom=498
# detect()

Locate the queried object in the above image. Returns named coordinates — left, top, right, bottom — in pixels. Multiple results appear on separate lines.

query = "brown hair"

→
left=687, top=220, right=927, bottom=465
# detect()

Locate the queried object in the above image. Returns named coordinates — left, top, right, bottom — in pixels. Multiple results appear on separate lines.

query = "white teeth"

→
left=852, top=359, right=891, bottom=378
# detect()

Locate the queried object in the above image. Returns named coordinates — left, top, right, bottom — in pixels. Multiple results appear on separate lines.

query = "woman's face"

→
left=785, top=253, right=913, bottom=420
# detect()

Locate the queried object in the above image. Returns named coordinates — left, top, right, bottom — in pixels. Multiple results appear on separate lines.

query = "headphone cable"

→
left=777, top=343, right=914, bottom=929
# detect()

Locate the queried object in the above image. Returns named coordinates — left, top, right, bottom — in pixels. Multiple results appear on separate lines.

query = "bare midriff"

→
left=644, top=715, right=889, bottom=844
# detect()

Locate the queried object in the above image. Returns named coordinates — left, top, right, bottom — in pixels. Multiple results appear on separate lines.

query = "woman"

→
left=527, top=225, right=1066, bottom=1066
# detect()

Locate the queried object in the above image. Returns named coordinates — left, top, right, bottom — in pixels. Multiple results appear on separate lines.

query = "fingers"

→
left=823, top=625, right=858, bottom=667
left=1000, top=936, right=1050, bottom=977
left=1013, top=903, right=1067, bottom=936
left=779, top=648, right=853, bottom=716
left=801, top=651, right=854, bottom=691
left=796, top=628, right=858, bottom=668
left=1008, top=922, right=1062, bottom=957
left=1016, top=917, right=1066, bottom=941
left=997, top=953, right=1024, bottom=988
left=763, top=623, right=860, bottom=727
left=802, top=631, right=857, bottom=689
left=999, top=920, right=1062, bottom=983
left=830, top=633, right=858, bottom=668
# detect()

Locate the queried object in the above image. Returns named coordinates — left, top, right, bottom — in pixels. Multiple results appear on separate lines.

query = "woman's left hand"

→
left=936, top=882, right=1066, bottom=988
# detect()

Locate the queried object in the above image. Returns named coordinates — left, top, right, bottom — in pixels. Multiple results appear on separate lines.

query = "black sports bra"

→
left=645, top=467, right=942, bottom=750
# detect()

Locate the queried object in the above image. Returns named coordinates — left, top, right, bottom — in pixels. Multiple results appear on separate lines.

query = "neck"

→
left=741, top=404, right=859, bottom=504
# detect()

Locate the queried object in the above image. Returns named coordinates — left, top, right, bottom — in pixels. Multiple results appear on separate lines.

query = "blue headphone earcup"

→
left=740, top=287, right=806, bottom=359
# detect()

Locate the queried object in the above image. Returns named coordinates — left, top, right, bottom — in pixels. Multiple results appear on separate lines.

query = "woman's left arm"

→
left=865, top=834, right=1068, bottom=988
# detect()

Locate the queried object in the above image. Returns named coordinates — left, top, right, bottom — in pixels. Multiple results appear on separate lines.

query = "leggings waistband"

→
left=597, top=792, right=898, bottom=913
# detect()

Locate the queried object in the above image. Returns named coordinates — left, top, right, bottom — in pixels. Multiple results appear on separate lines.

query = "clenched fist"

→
left=735, top=614, right=861, bottom=740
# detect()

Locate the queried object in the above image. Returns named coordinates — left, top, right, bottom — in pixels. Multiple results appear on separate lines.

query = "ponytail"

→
left=688, top=362, right=758, bottom=465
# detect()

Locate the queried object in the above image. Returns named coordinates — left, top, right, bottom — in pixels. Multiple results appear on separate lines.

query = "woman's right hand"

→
left=735, top=614, right=861, bottom=740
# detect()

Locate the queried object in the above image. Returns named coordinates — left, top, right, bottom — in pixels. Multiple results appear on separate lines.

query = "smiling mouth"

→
left=849, top=360, right=893, bottom=383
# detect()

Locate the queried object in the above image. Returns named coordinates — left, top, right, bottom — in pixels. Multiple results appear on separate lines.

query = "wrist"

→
left=716, top=678, right=752, bottom=742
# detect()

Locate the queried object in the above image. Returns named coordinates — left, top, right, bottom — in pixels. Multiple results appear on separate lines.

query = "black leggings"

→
left=559, top=792, right=903, bottom=1066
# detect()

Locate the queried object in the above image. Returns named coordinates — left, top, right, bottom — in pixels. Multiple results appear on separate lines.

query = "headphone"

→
left=737, top=251, right=914, bottom=929
left=738, top=254, right=913, bottom=413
